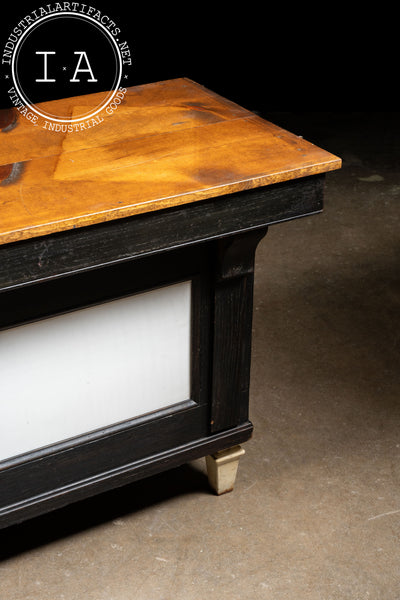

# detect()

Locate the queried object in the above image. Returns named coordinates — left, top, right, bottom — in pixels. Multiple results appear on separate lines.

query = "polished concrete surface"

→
left=1, top=112, right=399, bottom=599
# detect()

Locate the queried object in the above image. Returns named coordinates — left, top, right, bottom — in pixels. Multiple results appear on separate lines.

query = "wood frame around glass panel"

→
left=0, top=78, right=341, bottom=529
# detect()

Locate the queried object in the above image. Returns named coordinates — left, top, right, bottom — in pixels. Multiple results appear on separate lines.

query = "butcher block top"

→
left=0, top=78, right=341, bottom=245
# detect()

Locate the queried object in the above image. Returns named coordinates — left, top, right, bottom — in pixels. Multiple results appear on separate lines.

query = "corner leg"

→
left=206, top=445, right=245, bottom=495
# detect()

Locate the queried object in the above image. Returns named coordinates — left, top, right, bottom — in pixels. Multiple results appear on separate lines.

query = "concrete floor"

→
left=1, top=112, right=399, bottom=599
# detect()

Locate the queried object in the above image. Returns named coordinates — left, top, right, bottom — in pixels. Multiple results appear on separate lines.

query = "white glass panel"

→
left=0, top=281, right=191, bottom=462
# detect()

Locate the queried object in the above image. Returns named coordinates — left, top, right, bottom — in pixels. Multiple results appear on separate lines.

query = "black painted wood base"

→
left=0, top=174, right=325, bottom=529
left=0, top=422, right=253, bottom=530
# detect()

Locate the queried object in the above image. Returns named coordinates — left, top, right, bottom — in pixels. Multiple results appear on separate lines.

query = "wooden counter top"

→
left=0, top=78, right=341, bottom=245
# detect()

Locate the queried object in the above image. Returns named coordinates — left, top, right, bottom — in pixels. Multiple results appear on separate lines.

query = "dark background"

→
left=0, top=2, right=396, bottom=114
left=1, top=2, right=400, bottom=567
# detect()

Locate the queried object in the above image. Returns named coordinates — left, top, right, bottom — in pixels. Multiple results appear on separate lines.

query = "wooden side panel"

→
left=0, top=241, right=216, bottom=529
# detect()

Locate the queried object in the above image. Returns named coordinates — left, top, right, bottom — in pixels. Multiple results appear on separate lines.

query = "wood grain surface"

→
left=0, top=78, right=341, bottom=245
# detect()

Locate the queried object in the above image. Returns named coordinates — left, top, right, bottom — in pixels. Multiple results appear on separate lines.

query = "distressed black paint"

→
left=0, top=174, right=325, bottom=529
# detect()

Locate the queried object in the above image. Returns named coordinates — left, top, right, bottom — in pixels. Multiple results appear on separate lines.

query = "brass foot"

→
left=206, top=445, right=245, bottom=495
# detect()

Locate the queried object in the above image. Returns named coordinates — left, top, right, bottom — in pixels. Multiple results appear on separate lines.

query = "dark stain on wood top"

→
left=0, top=78, right=341, bottom=245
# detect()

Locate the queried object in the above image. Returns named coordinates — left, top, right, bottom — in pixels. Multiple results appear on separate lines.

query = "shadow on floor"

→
left=0, top=462, right=209, bottom=561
